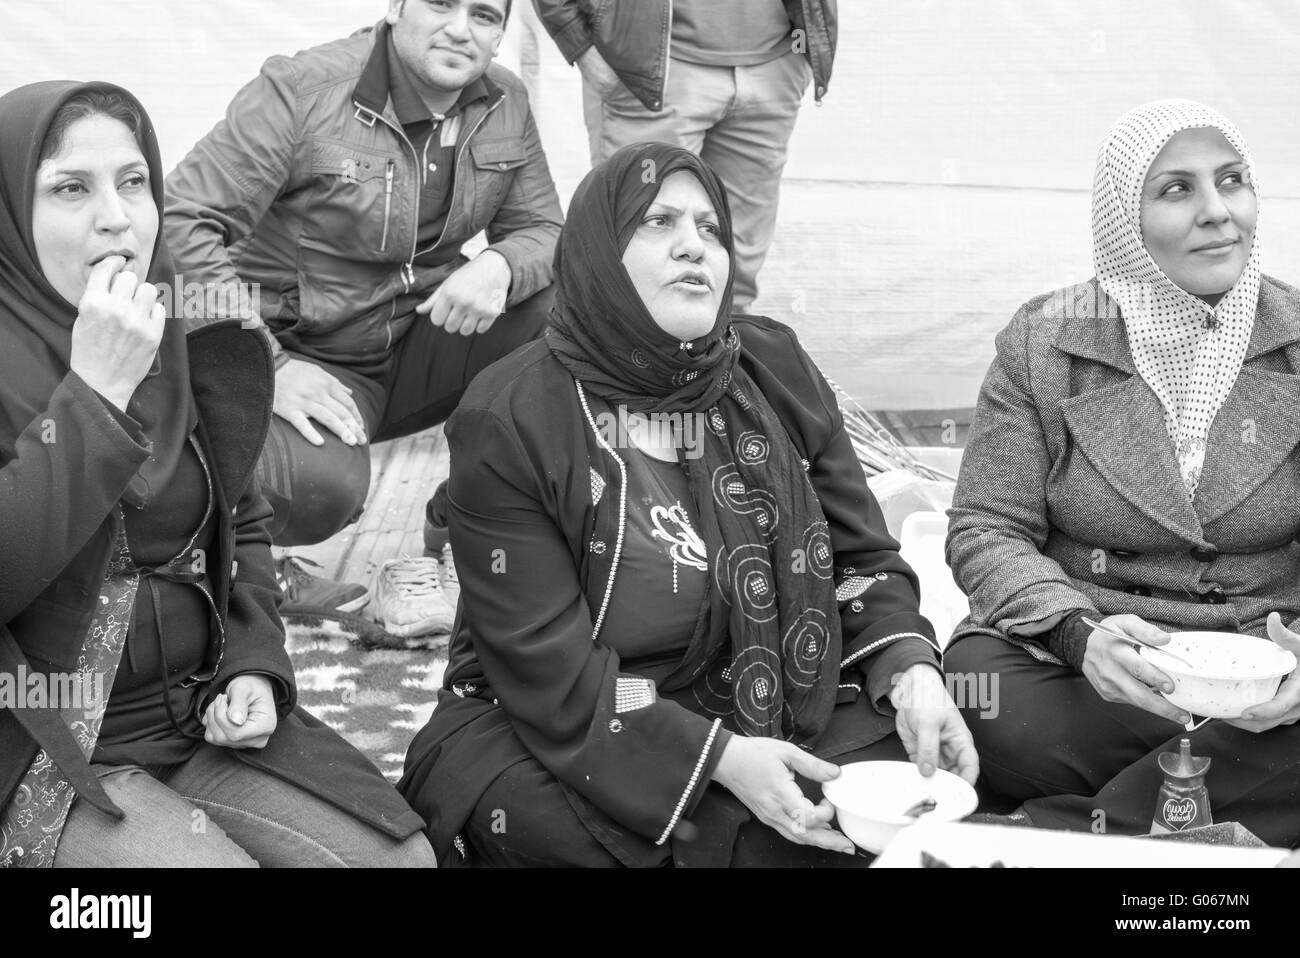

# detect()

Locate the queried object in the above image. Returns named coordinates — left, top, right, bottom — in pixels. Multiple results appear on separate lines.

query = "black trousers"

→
left=461, top=734, right=912, bottom=868
left=945, top=633, right=1300, bottom=845
left=256, top=286, right=553, bottom=546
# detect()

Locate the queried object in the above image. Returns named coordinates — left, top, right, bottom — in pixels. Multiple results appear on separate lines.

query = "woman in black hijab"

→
left=400, top=143, right=978, bottom=866
left=0, top=80, right=433, bottom=867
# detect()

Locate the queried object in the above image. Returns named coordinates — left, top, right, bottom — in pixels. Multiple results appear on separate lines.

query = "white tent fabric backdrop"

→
left=5, top=0, right=1298, bottom=408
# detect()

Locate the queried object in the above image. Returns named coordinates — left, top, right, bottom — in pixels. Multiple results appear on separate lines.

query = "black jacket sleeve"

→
left=530, top=0, right=596, bottom=63
left=0, top=372, right=151, bottom=624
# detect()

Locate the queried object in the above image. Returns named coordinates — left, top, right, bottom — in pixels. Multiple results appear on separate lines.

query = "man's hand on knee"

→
left=274, top=357, right=368, bottom=447
left=417, top=250, right=512, bottom=337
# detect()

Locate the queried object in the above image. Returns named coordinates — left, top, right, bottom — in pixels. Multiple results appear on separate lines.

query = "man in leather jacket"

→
left=532, top=0, right=836, bottom=312
left=165, top=1, right=563, bottom=621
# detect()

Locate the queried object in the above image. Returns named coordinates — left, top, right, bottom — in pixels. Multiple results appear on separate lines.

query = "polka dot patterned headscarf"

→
left=1092, top=99, right=1261, bottom=498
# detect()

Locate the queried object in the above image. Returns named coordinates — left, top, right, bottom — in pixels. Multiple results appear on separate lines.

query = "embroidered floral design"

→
left=650, top=501, right=707, bottom=593
left=0, top=524, right=139, bottom=868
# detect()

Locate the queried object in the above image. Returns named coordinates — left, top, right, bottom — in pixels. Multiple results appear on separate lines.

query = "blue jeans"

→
left=52, top=744, right=435, bottom=867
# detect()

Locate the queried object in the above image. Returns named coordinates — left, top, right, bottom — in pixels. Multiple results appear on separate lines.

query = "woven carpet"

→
left=283, top=615, right=447, bottom=782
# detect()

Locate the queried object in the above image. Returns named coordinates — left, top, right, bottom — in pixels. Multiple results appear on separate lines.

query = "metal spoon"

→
left=1081, top=616, right=1194, bottom=668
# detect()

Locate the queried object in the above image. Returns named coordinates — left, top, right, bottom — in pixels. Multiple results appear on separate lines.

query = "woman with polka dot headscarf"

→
left=943, top=100, right=1300, bottom=842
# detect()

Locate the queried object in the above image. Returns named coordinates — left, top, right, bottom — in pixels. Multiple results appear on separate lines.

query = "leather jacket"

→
left=165, top=20, right=563, bottom=367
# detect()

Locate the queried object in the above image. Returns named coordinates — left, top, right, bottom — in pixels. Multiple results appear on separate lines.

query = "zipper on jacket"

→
left=355, top=100, right=423, bottom=351
left=356, top=99, right=426, bottom=298
left=357, top=93, right=504, bottom=335
left=415, top=94, right=504, bottom=262
left=657, top=0, right=673, bottom=111
left=380, top=161, right=395, bottom=253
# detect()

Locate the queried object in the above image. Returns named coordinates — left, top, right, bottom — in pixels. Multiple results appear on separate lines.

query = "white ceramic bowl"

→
left=1138, top=631, right=1297, bottom=719
left=821, top=761, right=978, bottom=854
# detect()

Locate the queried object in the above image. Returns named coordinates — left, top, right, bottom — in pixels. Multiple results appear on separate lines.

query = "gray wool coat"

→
left=946, top=274, right=1300, bottom=658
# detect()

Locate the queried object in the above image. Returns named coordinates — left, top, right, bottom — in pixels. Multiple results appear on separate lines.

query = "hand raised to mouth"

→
left=69, top=254, right=166, bottom=413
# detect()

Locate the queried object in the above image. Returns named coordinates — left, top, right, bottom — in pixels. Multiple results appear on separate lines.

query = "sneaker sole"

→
left=336, top=594, right=370, bottom=615
left=382, top=616, right=455, bottom=639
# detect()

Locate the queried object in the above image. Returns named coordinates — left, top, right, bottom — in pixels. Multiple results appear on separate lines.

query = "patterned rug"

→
left=283, top=616, right=447, bottom=782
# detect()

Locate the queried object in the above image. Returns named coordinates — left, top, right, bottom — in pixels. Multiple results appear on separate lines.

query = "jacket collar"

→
left=1055, top=277, right=1300, bottom=540
left=353, top=20, right=396, bottom=119
left=1053, top=276, right=1300, bottom=372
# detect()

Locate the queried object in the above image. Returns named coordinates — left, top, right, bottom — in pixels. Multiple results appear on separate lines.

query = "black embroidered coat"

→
left=399, top=315, right=940, bottom=864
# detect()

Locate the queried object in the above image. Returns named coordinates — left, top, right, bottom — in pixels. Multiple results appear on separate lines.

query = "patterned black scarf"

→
left=547, top=143, right=840, bottom=743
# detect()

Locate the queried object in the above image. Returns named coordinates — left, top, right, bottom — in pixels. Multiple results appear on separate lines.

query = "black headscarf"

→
left=0, top=80, right=190, bottom=508
left=547, top=143, right=841, bottom=743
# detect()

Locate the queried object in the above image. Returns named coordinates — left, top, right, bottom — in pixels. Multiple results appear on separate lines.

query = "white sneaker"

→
left=438, top=542, right=460, bottom=609
left=374, top=556, right=456, bottom=638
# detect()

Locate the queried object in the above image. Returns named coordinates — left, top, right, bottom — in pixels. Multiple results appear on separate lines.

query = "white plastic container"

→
left=821, top=760, right=978, bottom=854
left=898, top=511, right=969, bottom=648
left=1139, top=631, right=1297, bottom=718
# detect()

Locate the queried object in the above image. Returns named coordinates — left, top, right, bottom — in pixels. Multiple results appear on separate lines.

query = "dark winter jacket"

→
left=400, top=315, right=939, bottom=863
left=0, top=322, right=424, bottom=840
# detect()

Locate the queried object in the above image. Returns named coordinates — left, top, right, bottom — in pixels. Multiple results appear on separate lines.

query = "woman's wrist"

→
left=1046, top=610, right=1093, bottom=672
left=711, top=735, right=741, bottom=791
left=888, top=662, right=946, bottom=711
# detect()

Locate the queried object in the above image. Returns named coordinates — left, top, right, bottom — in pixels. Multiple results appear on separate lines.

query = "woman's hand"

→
left=1081, top=614, right=1190, bottom=725
left=202, top=674, right=278, bottom=749
left=1225, top=612, right=1300, bottom=733
left=890, top=664, right=980, bottom=786
left=712, top=736, right=856, bottom=855
left=69, top=255, right=166, bottom=412
left=273, top=357, right=367, bottom=447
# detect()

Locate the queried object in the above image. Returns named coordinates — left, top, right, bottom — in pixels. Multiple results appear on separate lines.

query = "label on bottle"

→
left=1150, top=787, right=1211, bottom=834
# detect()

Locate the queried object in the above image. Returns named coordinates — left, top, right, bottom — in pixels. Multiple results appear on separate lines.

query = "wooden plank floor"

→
left=281, top=407, right=974, bottom=612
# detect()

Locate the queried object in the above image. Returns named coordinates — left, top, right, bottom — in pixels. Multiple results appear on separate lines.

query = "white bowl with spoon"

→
left=821, top=761, right=978, bottom=854
left=1134, top=631, right=1296, bottom=719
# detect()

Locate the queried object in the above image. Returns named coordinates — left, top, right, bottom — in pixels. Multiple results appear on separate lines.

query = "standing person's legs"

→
left=581, top=58, right=725, bottom=166
left=163, top=743, right=436, bottom=867
left=698, top=52, right=810, bottom=312
left=256, top=358, right=388, bottom=548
